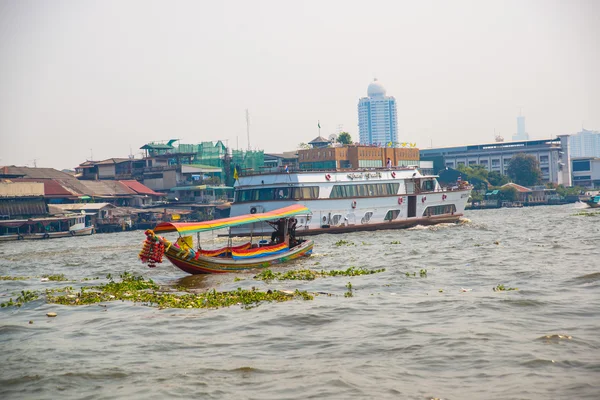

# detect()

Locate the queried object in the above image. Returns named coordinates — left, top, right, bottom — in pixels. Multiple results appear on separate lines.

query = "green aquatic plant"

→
left=254, top=267, right=385, bottom=282
left=48, top=284, right=312, bottom=309
left=42, top=274, right=69, bottom=282
left=493, top=284, right=518, bottom=292
left=404, top=269, right=428, bottom=278
left=390, top=241, right=401, bottom=245
left=344, top=282, right=353, bottom=298
left=1, top=272, right=316, bottom=310
left=334, top=239, right=354, bottom=247
left=573, top=211, right=600, bottom=217
left=0, top=276, right=30, bottom=281
left=1, top=290, right=39, bottom=308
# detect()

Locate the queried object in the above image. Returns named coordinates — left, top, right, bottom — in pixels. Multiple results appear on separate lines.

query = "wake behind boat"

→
left=140, top=204, right=313, bottom=274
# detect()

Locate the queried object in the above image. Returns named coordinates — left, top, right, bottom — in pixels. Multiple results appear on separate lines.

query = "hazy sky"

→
left=1, top=0, right=598, bottom=170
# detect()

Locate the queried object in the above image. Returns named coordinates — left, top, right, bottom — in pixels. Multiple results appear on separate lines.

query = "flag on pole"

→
left=233, top=167, right=239, bottom=181
left=318, top=121, right=321, bottom=129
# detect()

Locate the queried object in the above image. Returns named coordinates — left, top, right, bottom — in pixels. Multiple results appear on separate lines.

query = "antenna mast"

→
left=246, top=109, right=250, bottom=150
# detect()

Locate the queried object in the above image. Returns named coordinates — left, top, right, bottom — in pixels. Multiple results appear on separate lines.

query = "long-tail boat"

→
left=140, top=204, right=313, bottom=274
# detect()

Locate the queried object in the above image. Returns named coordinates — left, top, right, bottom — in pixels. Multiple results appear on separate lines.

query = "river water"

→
left=1, top=204, right=599, bottom=400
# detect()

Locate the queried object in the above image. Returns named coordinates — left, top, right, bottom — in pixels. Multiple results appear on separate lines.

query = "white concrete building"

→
left=358, top=79, right=398, bottom=146
left=420, top=136, right=572, bottom=186
left=571, top=157, right=600, bottom=188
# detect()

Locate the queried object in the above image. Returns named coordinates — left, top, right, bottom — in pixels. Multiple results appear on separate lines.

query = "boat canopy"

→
left=153, top=204, right=310, bottom=235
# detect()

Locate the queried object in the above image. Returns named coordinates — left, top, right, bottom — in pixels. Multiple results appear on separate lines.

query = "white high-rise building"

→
left=358, top=79, right=398, bottom=146
left=512, top=114, right=529, bottom=141
left=569, top=128, right=600, bottom=158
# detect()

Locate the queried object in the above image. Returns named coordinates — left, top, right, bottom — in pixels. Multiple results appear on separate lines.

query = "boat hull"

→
left=585, top=201, right=600, bottom=208
left=163, top=240, right=314, bottom=274
left=229, top=213, right=463, bottom=237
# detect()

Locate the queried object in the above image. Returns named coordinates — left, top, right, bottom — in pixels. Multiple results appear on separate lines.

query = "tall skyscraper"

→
left=358, top=79, right=398, bottom=146
left=512, top=114, right=529, bottom=141
left=569, top=128, right=600, bottom=158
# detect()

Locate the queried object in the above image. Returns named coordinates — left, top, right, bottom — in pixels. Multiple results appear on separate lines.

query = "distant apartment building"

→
left=358, top=79, right=398, bottom=146
left=569, top=128, right=600, bottom=158
left=420, top=136, right=572, bottom=186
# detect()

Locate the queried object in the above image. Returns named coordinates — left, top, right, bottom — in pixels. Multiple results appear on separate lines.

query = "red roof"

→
left=11, top=178, right=77, bottom=197
left=119, top=180, right=163, bottom=196
left=502, top=183, right=532, bottom=193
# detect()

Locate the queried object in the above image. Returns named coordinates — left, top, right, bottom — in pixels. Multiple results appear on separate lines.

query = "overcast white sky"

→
left=0, top=0, right=598, bottom=170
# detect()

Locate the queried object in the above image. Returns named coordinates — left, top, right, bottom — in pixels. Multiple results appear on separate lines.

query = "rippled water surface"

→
left=1, top=204, right=600, bottom=399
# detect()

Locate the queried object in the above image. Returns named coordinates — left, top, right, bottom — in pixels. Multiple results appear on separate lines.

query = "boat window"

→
left=422, top=180, right=435, bottom=192
left=331, top=214, right=343, bottom=226
left=423, top=204, right=457, bottom=217
left=276, top=188, right=290, bottom=199
left=329, top=183, right=400, bottom=198
left=291, top=186, right=319, bottom=200
left=361, top=212, right=373, bottom=224
left=234, top=186, right=319, bottom=202
left=384, top=209, right=401, bottom=221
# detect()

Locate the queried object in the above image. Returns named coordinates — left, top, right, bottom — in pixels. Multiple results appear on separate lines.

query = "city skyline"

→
left=1, top=0, right=598, bottom=170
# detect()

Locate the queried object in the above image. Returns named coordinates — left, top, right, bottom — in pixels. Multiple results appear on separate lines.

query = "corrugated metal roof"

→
left=94, top=158, right=131, bottom=165
left=0, top=166, right=75, bottom=180
left=77, top=180, right=135, bottom=196
left=119, top=180, right=164, bottom=196
left=49, top=203, right=115, bottom=212
left=0, top=198, right=47, bottom=217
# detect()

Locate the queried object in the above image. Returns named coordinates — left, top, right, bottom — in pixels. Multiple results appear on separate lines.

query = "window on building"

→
left=573, top=160, right=591, bottom=172
left=491, top=159, right=500, bottom=167
left=539, top=155, right=549, bottom=163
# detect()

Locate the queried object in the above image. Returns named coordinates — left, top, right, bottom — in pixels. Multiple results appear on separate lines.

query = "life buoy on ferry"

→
left=422, top=196, right=427, bottom=203
left=250, top=207, right=258, bottom=214
left=442, top=194, right=447, bottom=201
left=43, top=233, right=50, bottom=239
left=391, top=171, right=396, bottom=178
left=351, top=200, right=357, bottom=209
left=325, top=174, right=331, bottom=181
left=398, top=197, right=403, bottom=205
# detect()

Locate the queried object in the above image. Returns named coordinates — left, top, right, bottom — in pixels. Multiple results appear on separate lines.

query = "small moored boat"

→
left=140, top=204, right=314, bottom=274
left=0, top=214, right=94, bottom=241
left=584, top=195, right=600, bottom=208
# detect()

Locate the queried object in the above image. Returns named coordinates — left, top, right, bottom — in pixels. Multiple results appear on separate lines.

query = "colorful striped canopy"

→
left=154, top=204, right=310, bottom=235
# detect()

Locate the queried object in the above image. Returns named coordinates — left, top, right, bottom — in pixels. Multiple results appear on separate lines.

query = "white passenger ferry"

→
left=228, top=167, right=471, bottom=236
